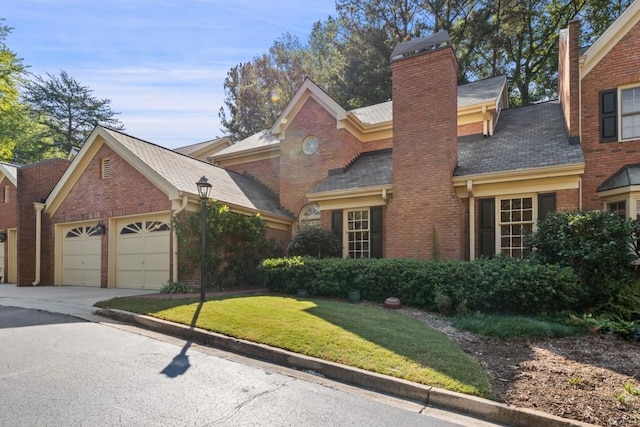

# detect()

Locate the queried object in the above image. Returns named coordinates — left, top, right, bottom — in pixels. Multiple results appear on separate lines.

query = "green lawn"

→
left=96, top=294, right=492, bottom=397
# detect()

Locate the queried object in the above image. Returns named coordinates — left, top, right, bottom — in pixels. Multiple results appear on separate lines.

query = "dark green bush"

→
left=286, top=226, right=341, bottom=258
left=259, top=256, right=579, bottom=316
left=528, top=210, right=634, bottom=310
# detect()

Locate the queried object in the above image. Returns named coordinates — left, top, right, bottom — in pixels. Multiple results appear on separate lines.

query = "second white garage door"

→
left=115, top=217, right=170, bottom=290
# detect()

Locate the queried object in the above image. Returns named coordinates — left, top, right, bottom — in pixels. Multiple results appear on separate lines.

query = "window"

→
left=2, top=186, right=8, bottom=203
left=346, top=209, right=370, bottom=258
left=498, top=197, right=534, bottom=258
left=600, top=86, right=640, bottom=142
left=621, top=87, right=640, bottom=140
left=299, top=204, right=320, bottom=228
left=101, top=158, right=111, bottom=179
left=608, top=200, right=627, bottom=219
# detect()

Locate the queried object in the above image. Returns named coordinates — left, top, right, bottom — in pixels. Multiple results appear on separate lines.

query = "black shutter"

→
left=370, top=206, right=383, bottom=259
left=479, top=198, right=495, bottom=257
left=538, top=193, right=556, bottom=222
left=331, top=210, right=343, bottom=253
left=600, top=89, right=617, bottom=142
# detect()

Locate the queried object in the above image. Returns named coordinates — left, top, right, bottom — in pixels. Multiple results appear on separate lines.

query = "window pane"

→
left=622, top=114, right=640, bottom=139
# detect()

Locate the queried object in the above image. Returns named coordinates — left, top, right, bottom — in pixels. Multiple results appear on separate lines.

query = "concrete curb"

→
left=96, top=308, right=595, bottom=427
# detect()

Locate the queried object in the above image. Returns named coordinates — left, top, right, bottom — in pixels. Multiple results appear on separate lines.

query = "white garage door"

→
left=0, top=243, right=5, bottom=283
left=62, top=224, right=102, bottom=286
left=116, top=217, right=170, bottom=290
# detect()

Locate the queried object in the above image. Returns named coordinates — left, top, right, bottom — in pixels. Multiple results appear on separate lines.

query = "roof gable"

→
left=271, top=78, right=347, bottom=137
left=0, top=162, right=18, bottom=187
left=44, top=126, right=291, bottom=219
left=581, top=1, right=640, bottom=77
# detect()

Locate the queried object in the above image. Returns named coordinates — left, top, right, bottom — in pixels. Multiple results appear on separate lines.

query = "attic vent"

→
left=102, top=158, right=112, bottom=179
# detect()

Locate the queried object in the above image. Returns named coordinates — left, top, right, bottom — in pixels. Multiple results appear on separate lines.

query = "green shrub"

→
left=260, top=256, right=579, bottom=316
left=160, top=281, right=196, bottom=294
left=286, top=226, right=341, bottom=258
left=528, top=210, right=634, bottom=310
left=173, top=202, right=277, bottom=289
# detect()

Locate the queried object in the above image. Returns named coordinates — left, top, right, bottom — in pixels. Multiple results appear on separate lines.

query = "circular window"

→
left=302, top=136, right=319, bottom=155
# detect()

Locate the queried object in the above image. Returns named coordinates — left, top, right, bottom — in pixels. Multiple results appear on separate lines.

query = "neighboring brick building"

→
left=8, top=2, right=640, bottom=290
left=0, top=162, right=19, bottom=283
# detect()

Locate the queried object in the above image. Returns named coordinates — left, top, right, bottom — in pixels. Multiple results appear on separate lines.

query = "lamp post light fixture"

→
left=196, top=176, right=212, bottom=302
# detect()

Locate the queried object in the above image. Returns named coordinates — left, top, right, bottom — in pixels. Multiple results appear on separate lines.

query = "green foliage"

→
left=528, top=210, right=634, bottom=310
left=22, top=70, right=124, bottom=153
left=260, top=256, right=579, bottom=316
left=286, top=226, right=341, bottom=258
left=452, top=313, right=582, bottom=340
left=567, top=312, right=640, bottom=340
left=173, top=201, right=277, bottom=289
left=160, top=281, right=196, bottom=294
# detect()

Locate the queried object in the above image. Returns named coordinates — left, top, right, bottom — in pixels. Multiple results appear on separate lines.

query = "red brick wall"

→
left=225, top=158, right=280, bottom=194
left=386, top=46, right=465, bottom=260
left=17, top=159, right=70, bottom=286
left=457, top=122, right=483, bottom=137
left=581, top=22, right=640, bottom=210
left=0, top=179, right=18, bottom=283
left=279, top=97, right=363, bottom=217
left=50, top=142, right=172, bottom=287
left=361, top=138, right=393, bottom=152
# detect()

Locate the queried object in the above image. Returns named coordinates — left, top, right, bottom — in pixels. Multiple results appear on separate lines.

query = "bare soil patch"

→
left=397, top=307, right=640, bottom=427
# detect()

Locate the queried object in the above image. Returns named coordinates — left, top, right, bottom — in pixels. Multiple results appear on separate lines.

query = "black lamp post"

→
left=196, top=176, right=212, bottom=302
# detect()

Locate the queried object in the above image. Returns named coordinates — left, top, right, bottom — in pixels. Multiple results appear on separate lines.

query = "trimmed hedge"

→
left=259, top=256, right=580, bottom=316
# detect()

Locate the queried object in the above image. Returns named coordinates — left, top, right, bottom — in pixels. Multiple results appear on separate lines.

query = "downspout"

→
left=32, top=202, right=45, bottom=286
left=171, top=195, right=189, bottom=282
left=579, top=177, right=583, bottom=210
left=467, top=180, right=475, bottom=261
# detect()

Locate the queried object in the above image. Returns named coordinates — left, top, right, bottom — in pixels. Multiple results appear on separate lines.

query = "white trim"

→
left=495, top=194, right=536, bottom=258
left=581, top=1, right=640, bottom=78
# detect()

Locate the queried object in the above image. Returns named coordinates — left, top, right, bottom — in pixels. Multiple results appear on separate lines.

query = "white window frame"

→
left=620, top=84, right=640, bottom=141
left=496, top=195, right=536, bottom=258
left=607, top=199, right=627, bottom=219
left=344, top=208, right=370, bottom=259
left=298, top=204, right=320, bottom=229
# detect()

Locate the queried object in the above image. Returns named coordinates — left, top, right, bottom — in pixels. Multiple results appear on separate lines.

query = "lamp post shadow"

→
left=160, top=301, right=203, bottom=378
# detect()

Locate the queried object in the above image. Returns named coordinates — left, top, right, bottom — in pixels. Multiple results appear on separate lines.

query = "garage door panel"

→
left=61, top=224, right=101, bottom=287
left=116, top=217, right=169, bottom=289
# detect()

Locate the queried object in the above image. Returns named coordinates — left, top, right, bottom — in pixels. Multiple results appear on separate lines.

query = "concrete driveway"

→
left=0, top=284, right=156, bottom=320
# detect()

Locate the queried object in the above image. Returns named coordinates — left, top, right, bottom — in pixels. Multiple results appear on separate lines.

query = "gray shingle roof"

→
left=103, top=128, right=291, bottom=218
left=310, top=150, right=393, bottom=194
left=349, top=76, right=506, bottom=126
left=456, top=101, right=584, bottom=176
left=213, top=130, right=279, bottom=157
left=457, top=76, right=506, bottom=107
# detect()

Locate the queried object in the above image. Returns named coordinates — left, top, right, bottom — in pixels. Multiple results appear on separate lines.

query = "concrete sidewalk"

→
left=0, top=284, right=595, bottom=427
left=0, top=284, right=156, bottom=321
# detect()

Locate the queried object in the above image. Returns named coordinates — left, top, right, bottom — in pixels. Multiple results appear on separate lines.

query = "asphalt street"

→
left=0, top=301, right=501, bottom=426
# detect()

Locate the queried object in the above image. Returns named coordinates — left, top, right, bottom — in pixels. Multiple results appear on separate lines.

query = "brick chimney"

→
left=386, top=32, right=465, bottom=260
left=558, top=19, right=581, bottom=143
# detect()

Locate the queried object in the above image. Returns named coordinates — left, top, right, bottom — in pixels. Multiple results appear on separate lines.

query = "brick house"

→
left=9, top=1, right=640, bottom=289
left=0, top=162, right=19, bottom=283
left=36, top=126, right=291, bottom=289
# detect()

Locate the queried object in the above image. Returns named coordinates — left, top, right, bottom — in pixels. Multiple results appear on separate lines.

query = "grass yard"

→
left=96, top=294, right=491, bottom=397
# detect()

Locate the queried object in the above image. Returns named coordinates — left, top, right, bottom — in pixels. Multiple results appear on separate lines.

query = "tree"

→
left=22, top=70, right=124, bottom=154
left=218, top=33, right=313, bottom=141
left=0, top=20, right=27, bottom=162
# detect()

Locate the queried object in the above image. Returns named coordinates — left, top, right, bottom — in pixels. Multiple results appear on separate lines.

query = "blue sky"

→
left=3, top=0, right=337, bottom=148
